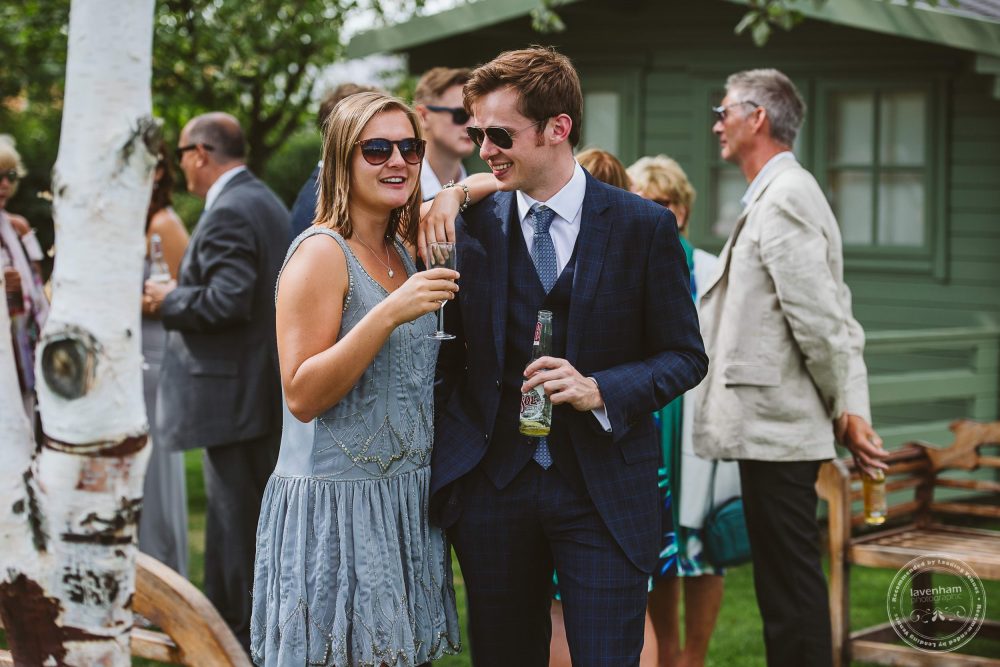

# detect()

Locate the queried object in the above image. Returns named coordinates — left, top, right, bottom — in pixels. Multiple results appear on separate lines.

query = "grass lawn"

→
left=9, top=450, right=1000, bottom=665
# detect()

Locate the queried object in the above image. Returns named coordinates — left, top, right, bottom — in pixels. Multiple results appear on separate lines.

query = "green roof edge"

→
left=347, top=0, right=582, bottom=59
left=722, top=0, right=1000, bottom=58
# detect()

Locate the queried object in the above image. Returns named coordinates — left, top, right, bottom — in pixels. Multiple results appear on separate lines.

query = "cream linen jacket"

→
left=693, top=157, right=871, bottom=462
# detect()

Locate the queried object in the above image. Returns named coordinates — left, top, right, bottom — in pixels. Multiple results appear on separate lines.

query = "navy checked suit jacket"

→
left=432, top=172, right=708, bottom=572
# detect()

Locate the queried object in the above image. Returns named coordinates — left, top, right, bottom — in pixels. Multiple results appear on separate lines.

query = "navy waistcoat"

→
left=480, top=219, right=584, bottom=491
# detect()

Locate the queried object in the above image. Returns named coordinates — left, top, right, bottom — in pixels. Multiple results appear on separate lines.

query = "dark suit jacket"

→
left=432, top=172, right=708, bottom=571
left=288, top=164, right=320, bottom=241
left=157, top=169, right=291, bottom=451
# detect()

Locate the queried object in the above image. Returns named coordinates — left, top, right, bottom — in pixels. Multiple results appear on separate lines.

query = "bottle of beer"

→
left=519, top=310, right=553, bottom=436
left=148, top=233, right=171, bottom=283
left=863, top=468, right=887, bottom=526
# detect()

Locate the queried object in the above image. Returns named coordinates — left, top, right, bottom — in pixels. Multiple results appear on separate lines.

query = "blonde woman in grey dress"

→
left=251, top=92, right=462, bottom=666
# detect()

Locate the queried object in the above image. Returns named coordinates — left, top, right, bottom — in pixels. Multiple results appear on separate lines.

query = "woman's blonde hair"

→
left=0, top=135, right=27, bottom=198
left=627, top=154, right=696, bottom=214
left=315, top=92, right=423, bottom=245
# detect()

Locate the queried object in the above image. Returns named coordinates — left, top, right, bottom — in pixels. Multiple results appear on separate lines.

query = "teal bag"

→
left=702, top=496, right=752, bottom=568
left=702, top=460, right=752, bottom=568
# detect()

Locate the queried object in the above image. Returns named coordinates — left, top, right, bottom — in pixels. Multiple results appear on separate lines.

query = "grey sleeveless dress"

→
left=251, top=228, right=461, bottom=666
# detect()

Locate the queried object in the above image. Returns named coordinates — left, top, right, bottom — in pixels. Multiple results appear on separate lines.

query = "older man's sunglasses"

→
left=466, top=119, right=546, bottom=150
left=355, top=138, right=426, bottom=165
left=426, top=105, right=470, bottom=125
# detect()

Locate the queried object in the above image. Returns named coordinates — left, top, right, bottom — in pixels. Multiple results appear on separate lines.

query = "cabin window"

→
left=582, top=90, right=621, bottom=157
left=826, top=89, right=928, bottom=248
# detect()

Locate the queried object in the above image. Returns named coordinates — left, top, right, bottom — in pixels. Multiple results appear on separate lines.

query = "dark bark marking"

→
left=45, top=433, right=148, bottom=460
left=0, top=574, right=67, bottom=666
left=22, top=469, right=46, bottom=553
left=62, top=566, right=121, bottom=607
left=61, top=496, right=143, bottom=546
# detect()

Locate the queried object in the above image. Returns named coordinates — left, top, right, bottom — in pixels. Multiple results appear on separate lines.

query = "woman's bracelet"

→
left=443, top=180, right=471, bottom=213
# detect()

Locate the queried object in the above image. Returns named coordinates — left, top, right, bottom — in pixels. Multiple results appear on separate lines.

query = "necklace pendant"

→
left=388, top=268, right=394, bottom=278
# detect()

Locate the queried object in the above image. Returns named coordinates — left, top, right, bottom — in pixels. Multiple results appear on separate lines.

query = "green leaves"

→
left=734, top=1, right=804, bottom=47
left=530, top=0, right=567, bottom=34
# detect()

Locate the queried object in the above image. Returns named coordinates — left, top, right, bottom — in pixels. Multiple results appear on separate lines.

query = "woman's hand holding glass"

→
left=380, top=266, right=459, bottom=328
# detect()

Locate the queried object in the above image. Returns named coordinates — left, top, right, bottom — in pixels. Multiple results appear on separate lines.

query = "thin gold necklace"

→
left=355, top=235, right=394, bottom=278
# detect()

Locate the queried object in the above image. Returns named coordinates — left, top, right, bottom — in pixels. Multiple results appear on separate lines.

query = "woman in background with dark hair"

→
left=139, top=145, right=190, bottom=576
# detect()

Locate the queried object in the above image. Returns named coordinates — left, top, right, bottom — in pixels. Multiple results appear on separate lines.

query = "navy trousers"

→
left=739, top=459, right=833, bottom=667
left=450, top=464, right=648, bottom=667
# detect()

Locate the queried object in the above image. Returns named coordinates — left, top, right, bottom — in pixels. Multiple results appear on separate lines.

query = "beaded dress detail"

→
left=251, top=227, right=460, bottom=666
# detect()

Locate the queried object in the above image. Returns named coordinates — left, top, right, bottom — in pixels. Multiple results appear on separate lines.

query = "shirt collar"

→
left=740, top=151, right=795, bottom=208
left=205, top=165, right=247, bottom=211
left=516, top=161, right=587, bottom=224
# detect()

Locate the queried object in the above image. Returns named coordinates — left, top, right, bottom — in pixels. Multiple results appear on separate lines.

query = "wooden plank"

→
left=936, top=477, right=1000, bottom=493
left=930, top=502, right=1000, bottom=519
left=852, top=639, right=1000, bottom=665
left=132, top=627, right=183, bottom=663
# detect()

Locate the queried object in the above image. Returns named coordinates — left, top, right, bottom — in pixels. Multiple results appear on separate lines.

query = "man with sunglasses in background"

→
left=695, top=69, right=887, bottom=666
left=413, top=66, right=475, bottom=198
left=425, top=47, right=707, bottom=666
left=143, top=112, right=290, bottom=656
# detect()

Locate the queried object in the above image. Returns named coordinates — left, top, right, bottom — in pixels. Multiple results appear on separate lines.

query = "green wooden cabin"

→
left=349, top=0, right=1000, bottom=448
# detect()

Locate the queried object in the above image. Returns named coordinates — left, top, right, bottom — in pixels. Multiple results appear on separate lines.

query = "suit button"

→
left=485, top=433, right=490, bottom=441
left=495, top=379, right=501, bottom=390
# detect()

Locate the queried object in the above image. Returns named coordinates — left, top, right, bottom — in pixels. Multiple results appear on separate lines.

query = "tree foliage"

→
left=2, top=1, right=425, bottom=177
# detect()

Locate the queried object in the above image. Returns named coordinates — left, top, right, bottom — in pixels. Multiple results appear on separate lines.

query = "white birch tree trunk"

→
left=0, top=1, right=157, bottom=664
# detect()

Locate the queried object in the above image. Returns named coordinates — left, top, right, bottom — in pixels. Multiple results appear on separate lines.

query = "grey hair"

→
left=725, top=68, right=805, bottom=147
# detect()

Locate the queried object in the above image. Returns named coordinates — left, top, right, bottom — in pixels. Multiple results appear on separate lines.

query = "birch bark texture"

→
left=0, top=1, right=158, bottom=665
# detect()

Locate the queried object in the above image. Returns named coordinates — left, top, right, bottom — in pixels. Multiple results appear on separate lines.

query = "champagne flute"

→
left=426, top=241, right=456, bottom=340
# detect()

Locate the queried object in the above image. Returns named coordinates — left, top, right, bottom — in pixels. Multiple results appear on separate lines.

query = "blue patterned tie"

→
left=529, top=204, right=556, bottom=469
left=530, top=204, right=558, bottom=293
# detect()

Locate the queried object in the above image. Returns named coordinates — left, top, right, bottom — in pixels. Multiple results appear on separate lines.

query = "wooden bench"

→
left=817, top=420, right=1000, bottom=667
left=0, top=552, right=250, bottom=666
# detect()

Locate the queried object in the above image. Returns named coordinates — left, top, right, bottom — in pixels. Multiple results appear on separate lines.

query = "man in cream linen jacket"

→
left=694, top=69, right=888, bottom=667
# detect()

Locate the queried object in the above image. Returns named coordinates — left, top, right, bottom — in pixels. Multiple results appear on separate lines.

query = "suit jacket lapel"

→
left=487, top=193, right=514, bottom=369
left=566, top=176, right=612, bottom=364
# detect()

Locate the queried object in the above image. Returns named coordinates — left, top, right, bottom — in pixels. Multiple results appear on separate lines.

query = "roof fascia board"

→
left=347, top=0, right=582, bottom=59
left=722, top=0, right=1000, bottom=57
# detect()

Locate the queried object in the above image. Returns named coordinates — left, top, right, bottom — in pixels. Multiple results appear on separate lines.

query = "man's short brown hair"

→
left=464, top=46, right=582, bottom=147
left=413, top=67, right=472, bottom=104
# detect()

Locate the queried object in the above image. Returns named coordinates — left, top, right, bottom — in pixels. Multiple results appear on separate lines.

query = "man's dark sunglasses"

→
left=176, top=143, right=214, bottom=161
left=426, top=105, right=470, bottom=125
left=0, top=169, right=19, bottom=184
left=355, top=138, right=426, bottom=166
left=466, top=119, right=546, bottom=150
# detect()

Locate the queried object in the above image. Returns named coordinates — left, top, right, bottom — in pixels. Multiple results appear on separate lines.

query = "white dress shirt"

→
left=421, top=159, right=468, bottom=200
left=514, top=162, right=611, bottom=431
left=205, top=165, right=248, bottom=211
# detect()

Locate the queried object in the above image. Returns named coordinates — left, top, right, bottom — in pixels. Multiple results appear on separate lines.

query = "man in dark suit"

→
left=429, top=47, right=707, bottom=666
left=144, top=112, right=289, bottom=653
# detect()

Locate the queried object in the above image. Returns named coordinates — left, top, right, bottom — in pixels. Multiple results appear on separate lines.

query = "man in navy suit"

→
left=428, top=47, right=707, bottom=666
